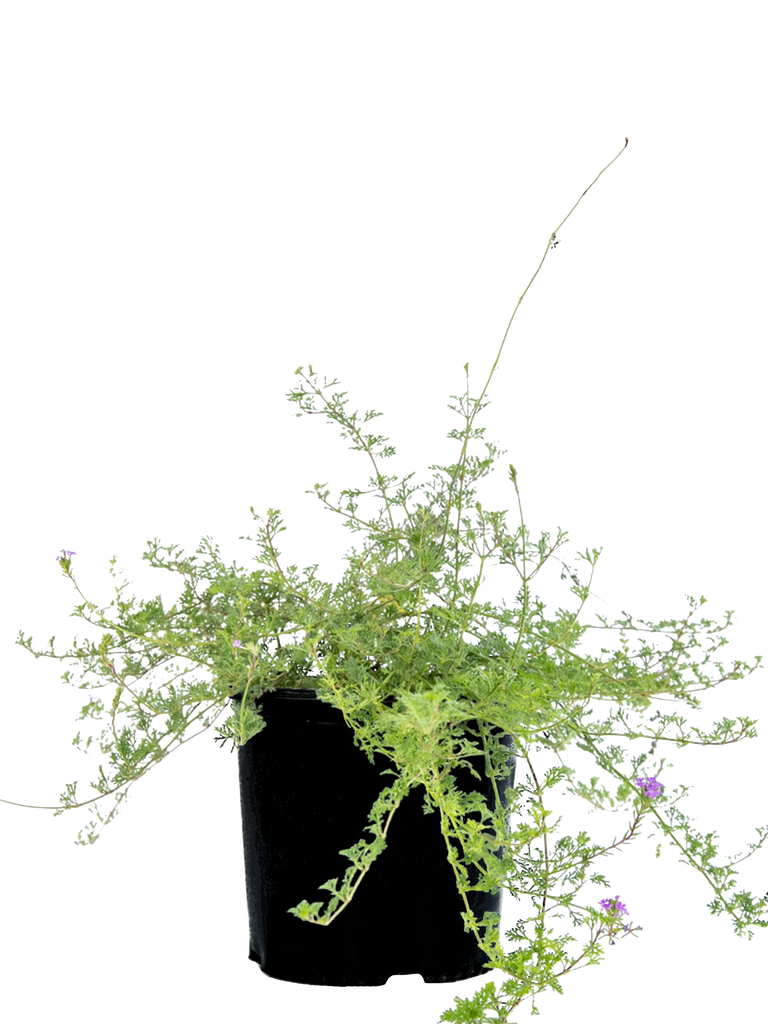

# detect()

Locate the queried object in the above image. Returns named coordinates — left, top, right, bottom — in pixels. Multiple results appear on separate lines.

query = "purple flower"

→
left=599, top=897, right=628, bottom=917
left=56, top=549, right=76, bottom=562
left=600, top=896, right=630, bottom=944
left=634, top=775, right=664, bottom=799
left=233, top=639, right=243, bottom=648
left=52, top=548, right=79, bottom=565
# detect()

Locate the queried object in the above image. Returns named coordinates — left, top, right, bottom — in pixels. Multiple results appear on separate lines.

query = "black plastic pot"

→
left=237, top=688, right=515, bottom=986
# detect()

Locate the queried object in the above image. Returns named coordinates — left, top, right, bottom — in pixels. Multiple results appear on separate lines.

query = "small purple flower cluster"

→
left=53, top=548, right=79, bottom=565
left=56, top=549, right=76, bottom=563
left=599, top=896, right=630, bottom=945
left=233, top=639, right=243, bottom=649
left=638, top=774, right=667, bottom=798
left=598, top=888, right=634, bottom=921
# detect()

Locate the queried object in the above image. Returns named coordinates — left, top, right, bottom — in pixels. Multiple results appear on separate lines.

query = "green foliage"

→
left=5, top=138, right=766, bottom=1020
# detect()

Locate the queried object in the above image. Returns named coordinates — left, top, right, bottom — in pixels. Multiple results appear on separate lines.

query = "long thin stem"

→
left=442, top=132, right=634, bottom=610
left=479, top=133, right=634, bottom=407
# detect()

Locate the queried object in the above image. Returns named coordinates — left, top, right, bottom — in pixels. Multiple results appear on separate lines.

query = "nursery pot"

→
left=237, top=688, right=515, bottom=987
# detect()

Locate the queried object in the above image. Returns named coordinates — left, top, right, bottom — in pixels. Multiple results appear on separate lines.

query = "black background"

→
left=4, top=12, right=765, bottom=1019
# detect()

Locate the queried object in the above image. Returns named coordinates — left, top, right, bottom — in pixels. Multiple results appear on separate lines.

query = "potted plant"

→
left=4, top=138, right=766, bottom=1020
